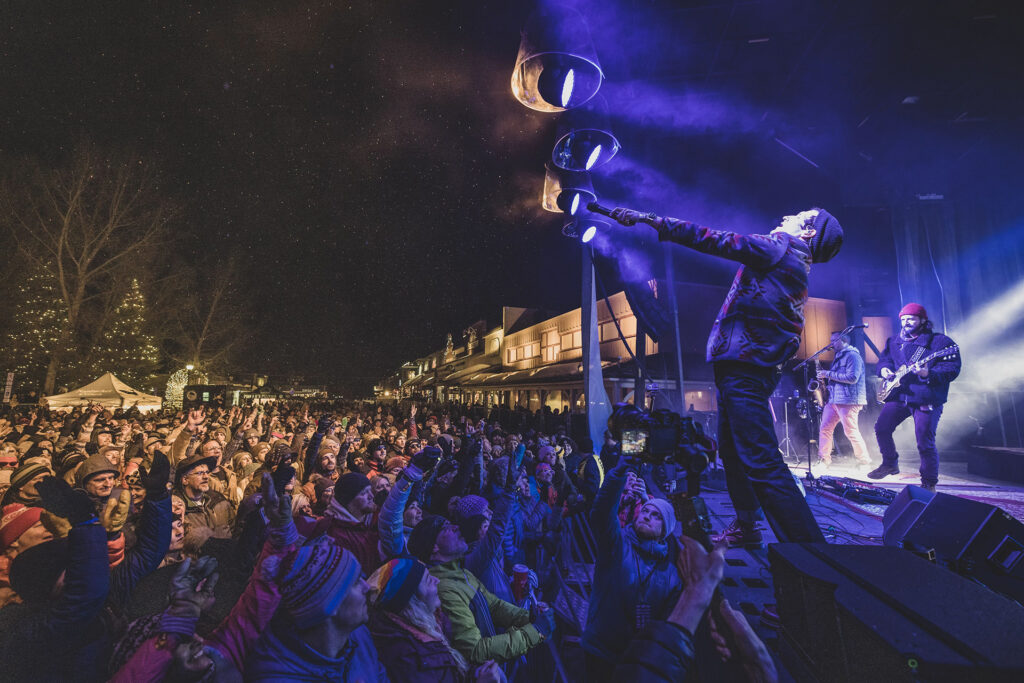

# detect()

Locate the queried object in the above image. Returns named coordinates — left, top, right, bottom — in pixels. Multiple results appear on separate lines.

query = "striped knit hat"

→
left=279, top=537, right=362, bottom=628
left=372, top=558, right=426, bottom=613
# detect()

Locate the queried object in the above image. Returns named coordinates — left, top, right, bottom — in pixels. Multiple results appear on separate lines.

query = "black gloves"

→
left=410, top=446, right=442, bottom=472
left=37, top=477, right=97, bottom=526
left=139, top=450, right=171, bottom=500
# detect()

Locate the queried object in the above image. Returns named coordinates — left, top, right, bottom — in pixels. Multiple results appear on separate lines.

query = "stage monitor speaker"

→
left=883, top=485, right=1024, bottom=603
left=770, top=543, right=1024, bottom=682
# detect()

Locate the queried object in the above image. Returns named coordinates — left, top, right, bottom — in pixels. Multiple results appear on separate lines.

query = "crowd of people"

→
left=0, top=399, right=775, bottom=682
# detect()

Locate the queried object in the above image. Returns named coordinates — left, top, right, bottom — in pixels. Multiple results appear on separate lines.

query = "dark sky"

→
left=4, top=0, right=1022, bottom=394
left=3, top=1, right=580, bottom=392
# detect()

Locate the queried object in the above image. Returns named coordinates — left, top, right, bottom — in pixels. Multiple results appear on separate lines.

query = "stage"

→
left=705, top=458, right=1024, bottom=681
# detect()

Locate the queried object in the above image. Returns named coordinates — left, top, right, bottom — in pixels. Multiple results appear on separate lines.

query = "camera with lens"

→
left=608, top=402, right=716, bottom=473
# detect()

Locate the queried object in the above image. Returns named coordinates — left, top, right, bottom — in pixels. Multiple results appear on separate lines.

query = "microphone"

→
left=852, top=324, right=869, bottom=329
left=586, top=201, right=615, bottom=218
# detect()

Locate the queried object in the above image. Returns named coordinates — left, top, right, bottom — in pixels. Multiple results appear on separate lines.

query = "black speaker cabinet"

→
left=884, top=485, right=1024, bottom=602
left=770, top=543, right=1024, bottom=682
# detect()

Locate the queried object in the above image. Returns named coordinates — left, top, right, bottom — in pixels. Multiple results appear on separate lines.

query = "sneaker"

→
left=713, top=518, right=765, bottom=549
left=867, top=464, right=900, bottom=480
left=921, top=483, right=936, bottom=493
left=815, top=459, right=832, bottom=472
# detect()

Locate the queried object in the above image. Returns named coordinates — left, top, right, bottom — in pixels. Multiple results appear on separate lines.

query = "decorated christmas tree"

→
left=94, top=278, right=160, bottom=388
left=2, top=266, right=67, bottom=393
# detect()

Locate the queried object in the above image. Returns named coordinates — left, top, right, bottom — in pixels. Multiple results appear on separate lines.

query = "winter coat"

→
left=824, top=345, right=867, bottom=405
left=583, top=468, right=682, bottom=665
left=614, top=621, right=696, bottom=683
left=655, top=218, right=812, bottom=367
left=369, top=609, right=468, bottom=683
left=463, top=489, right=515, bottom=604
left=430, top=559, right=545, bottom=665
left=179, top=487, right=234, bottom=535
left=377, top=462, right=423, bottom=560
left=247, top=618, right=389, bottom=681
left=0, top=523, right=109, bottom=682
left=877, top=330, right=961, bottom=406
left=297, top=492, right=401, bottom=574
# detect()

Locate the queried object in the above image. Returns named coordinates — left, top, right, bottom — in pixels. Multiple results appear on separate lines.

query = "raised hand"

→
left=168, top=556, right=220, bottom=617
left=101, top=490, right=132, bottom=534
left=139, top=450, right=172, bottom=500
left=187, top=407, right=206, bottom=431
left=37, top=477, right=96, bottom=526
left=610, top=207, right=644, bottom=226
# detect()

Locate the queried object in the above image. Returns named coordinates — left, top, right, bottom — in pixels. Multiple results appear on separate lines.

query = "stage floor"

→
left=703, top=460, right=1024, bottom=682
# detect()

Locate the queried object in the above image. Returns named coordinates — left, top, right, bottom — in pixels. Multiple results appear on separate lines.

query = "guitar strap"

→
left=909, top=345, right=926, bottom=365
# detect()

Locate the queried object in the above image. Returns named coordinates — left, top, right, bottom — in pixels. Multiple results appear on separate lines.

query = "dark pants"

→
left=874, top=401, right=943, bottom=486
left=714, top=361, right=825, bottom=543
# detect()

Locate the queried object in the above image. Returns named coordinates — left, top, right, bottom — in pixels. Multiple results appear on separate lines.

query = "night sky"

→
left=4, top=0, right=1022, bottom=394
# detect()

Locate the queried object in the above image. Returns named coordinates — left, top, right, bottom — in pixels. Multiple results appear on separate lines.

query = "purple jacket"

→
left=655, top=218, right=812, bottom=367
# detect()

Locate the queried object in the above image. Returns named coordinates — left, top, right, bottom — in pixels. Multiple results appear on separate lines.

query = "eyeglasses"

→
left=187, top=468, right=210, bottom=477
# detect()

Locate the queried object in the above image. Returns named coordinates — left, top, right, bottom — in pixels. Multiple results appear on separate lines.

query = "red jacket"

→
left=296, top=498, right=382, bottom=573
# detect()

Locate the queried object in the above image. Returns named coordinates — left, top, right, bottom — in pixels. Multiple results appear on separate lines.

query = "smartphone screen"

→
left=621, top=429, right=647, bottom=456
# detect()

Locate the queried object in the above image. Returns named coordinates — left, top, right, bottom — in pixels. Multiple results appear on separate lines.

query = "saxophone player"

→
left=816, top=332, right=871, bottom=471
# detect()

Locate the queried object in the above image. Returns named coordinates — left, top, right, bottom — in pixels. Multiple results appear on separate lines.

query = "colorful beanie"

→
left=279, top=537, right=361, bottom=628
left=0, top=504, right=43, bottom=551
left=455, top=494, right=488, bottom=521
left=373, top=558, right=426, bottom=613
left=899, top=302, right=927, bottom=319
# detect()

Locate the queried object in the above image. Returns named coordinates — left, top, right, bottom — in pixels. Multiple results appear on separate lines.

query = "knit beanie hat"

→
left=74, top=452, right=120, bottom=488
left=279, top=537, right=362, bottom=629
left=0, top=504, right=44, bottom=551
left=314, top=476, right=336, bottom=499
left=334, top=472, right=371, bottom=507
left=808, top=208, right=843, bottom=263
left=9, top=462, right=52, bottom=494
left=9, top=537, right=70, bottom=603
left=373, top=558, right=427, bottom=613
left=407, top=515, right=448, bottom=563
left=455, top=494, right=489, bottom=521
left=644, top=498, right=678, bottom=540
left=458, top=514, right=488, bottom=544
left=899, top=302, right=927, bottom=319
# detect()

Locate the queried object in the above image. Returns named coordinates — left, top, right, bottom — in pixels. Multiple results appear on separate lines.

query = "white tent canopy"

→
left=44, top=373, right=163, bottom=412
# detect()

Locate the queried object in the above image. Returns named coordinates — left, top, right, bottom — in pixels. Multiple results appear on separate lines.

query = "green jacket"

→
left=430, top=559, right=544, bottom=664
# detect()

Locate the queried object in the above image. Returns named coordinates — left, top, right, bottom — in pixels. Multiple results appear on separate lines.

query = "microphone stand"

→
left=793, top=324, right=860, bottom=482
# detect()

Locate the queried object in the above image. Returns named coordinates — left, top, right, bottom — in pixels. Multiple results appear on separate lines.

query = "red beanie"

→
left=899, top=303, right=927, bottom=319
left=0, top=504, right=43, bottom=551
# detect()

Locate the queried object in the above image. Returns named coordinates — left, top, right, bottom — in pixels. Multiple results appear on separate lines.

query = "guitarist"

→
left=868, top=303, right=961, bottom=491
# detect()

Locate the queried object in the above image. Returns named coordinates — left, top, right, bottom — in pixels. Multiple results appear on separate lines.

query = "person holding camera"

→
left=609, top=206, right=844, bottom=546
left=582, top=454, right=682, bottom=681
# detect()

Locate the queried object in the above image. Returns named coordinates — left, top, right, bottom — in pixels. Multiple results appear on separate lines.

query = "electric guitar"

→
left=877, top=344, right=959, bottom=402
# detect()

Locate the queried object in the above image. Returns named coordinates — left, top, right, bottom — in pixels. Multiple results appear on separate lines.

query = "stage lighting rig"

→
left=511, top=5, right=604, bottom=112
left=552, top=95, right=619, bottom=171
left=562, top=216, right=607, bottom=244
left=542, top=162, right=595, bottom=216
